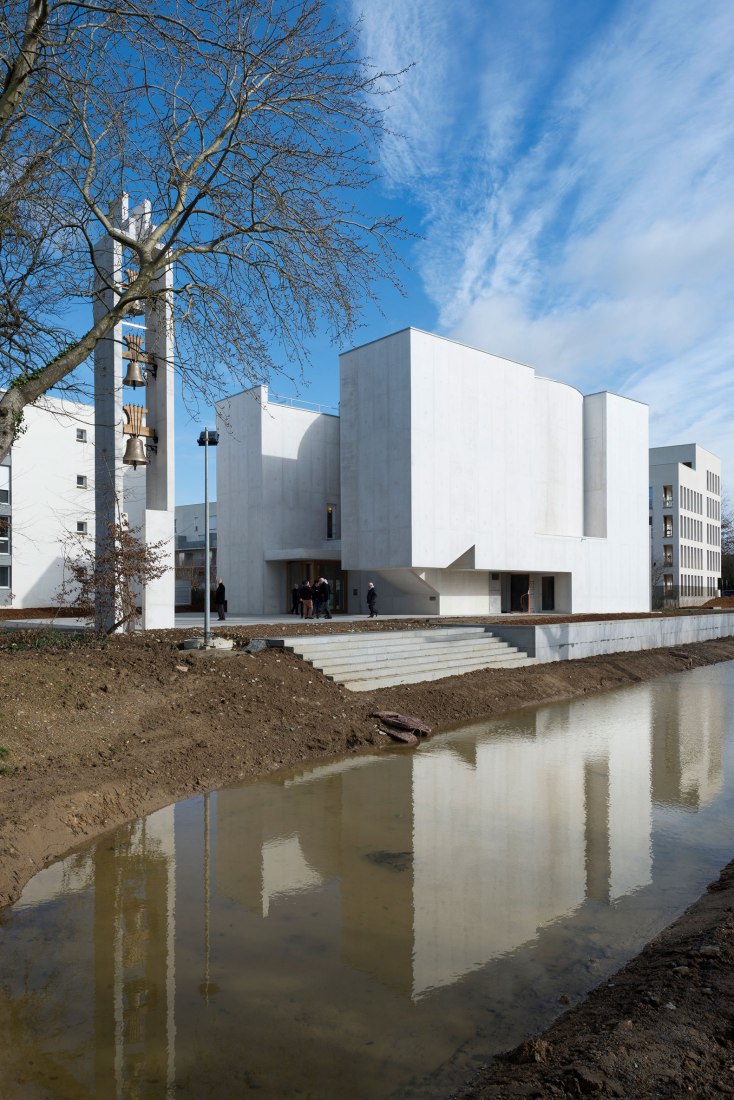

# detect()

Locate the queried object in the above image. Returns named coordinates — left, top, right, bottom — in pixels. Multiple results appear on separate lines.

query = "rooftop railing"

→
left=269, top=393, right=339, bottom=416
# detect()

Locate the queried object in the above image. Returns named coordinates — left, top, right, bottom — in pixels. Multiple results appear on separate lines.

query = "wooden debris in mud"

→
left=371, top=711, right=431, bottom=744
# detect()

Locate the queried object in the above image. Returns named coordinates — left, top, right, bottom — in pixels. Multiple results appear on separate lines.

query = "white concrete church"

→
left=216, top=328, right=651, bottom=617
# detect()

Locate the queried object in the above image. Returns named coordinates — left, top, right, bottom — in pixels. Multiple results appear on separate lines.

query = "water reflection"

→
left=1, top=665, right=732, bottom=1099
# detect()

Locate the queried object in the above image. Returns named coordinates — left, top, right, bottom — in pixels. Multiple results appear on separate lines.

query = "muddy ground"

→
left=1, top=616, right=734, bottom=1097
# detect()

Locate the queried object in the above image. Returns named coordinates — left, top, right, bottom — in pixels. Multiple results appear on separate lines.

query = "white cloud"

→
left=361, top=0, right=734, bottom=481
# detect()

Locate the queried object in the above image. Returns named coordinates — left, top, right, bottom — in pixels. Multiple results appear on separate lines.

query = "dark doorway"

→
left=541, top=576, right=555, bottom=611
left=287, top=561, right=347, bottom=613
left=510, top=574, right=530, bottom=612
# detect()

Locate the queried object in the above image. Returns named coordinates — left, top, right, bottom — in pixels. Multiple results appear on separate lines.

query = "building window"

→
left=0, top=565, right=9, bottom=588
left=663, top=574, right=673, bottom=591
left=326, top=503, right=337, bottom=540
left=76, top=474, right=88, bottom=489
left=0, top=515, right=9, bottom=554
left=662, top=485, right=673, bottom=507
left=0, top=464, right=8, bottom=505
left=663, top=545, right=673, bottom=566
left=76, top=428, right=87, bottom=442
left=663, top=515, right=673, bottom=538
left=77, top=521, right=88, bottom=534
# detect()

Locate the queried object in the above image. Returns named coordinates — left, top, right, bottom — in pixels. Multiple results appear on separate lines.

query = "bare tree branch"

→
left=0, top=0, right=408, bottom=459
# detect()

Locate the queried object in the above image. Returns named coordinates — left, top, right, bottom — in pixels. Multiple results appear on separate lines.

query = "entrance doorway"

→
left=287, top=561, right=347, bottom=614
left=541, top=576, right=555, bottom=611
left=510, top=574, right=530, bottom=612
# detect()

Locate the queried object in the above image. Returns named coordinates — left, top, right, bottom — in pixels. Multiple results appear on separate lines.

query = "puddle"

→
left=1, top=663, right=733, bottom=1098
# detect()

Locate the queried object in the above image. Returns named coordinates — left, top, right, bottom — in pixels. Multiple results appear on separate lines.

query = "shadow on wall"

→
left=12, top=555, right=70, bottom=610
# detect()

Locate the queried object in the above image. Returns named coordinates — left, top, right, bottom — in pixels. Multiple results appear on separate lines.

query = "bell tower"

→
left=93, top=195, right=175, bottom=630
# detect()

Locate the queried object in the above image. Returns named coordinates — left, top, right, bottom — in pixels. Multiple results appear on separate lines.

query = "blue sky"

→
left=176, top=0, right=734, bottom=502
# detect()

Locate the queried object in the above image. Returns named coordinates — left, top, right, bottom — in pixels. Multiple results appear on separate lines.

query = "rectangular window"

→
left=76, top=475, right=88, bottom=489
left=663, top=545, right=673, bottom=566
left=0, top=464, right=8, bottom=505
left=76, top=521, right=88, bottom=534
left=326, top=503, right=337, bottom=540
left=663, top=515, right=673, bottom=538
left=0, top=565, right=8, bottom=588
left=0, top=515, right=9, bottom=554
left=662, top=485, right=672, bottom=507
left=76, top=428, right=87, bottom=442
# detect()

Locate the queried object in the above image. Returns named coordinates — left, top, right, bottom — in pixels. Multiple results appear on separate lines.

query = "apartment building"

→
left=0, top=396, right=97, bottom=608
left=649, top=444, right=722, bottom=607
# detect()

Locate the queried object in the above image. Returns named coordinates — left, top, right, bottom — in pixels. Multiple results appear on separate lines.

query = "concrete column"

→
left=93, top=195, right=175, bottom=631
left=141, top=257, right=175, bottom=628
left=93, top=199, right=125, bottom=632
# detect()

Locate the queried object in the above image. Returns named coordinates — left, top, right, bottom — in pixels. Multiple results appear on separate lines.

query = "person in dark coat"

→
left=215, top=578, right=226, bottom=621
left=298, top=579, right=314, bottom=620
left=366, top=581, right=377, bottom=617
left=291, top=585, right=300, bottom=614
left=315, top=577, right=332, bottom=619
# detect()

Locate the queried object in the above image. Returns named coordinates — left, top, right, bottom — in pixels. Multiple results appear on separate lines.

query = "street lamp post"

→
left=197, top=428, right=219, bottom=646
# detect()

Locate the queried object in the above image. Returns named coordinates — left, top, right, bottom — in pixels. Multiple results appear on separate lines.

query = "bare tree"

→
left=55, top=519, right=170, bottom=633
left=721, top=495, right=734, bottom=588
left=0, top=0, right=406, bottom=459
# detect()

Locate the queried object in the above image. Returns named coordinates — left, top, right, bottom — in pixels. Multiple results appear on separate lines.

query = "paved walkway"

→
left=0, top=611, right=555, bottom=632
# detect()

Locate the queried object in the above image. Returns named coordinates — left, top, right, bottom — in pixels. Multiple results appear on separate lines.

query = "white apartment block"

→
left=0, top=397, right=97, bottom=608
left=217, top=328, right=651, bottom=616
left=0, top=395, right=151, bottom=610
left=649, top=444, right=722, bottom=607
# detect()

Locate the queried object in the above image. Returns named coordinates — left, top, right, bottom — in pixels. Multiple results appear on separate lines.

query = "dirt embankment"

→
left=455, top=858, right=734, bottom=1099
left=1, top=620, right=734, bottom=1098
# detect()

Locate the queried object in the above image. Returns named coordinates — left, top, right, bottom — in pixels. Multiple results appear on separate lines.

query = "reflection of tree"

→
left=722, top=496, right=734, bottom=586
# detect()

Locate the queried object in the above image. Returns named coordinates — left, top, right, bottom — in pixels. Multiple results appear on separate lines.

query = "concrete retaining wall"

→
left=490, top=613, right=734, bottom=662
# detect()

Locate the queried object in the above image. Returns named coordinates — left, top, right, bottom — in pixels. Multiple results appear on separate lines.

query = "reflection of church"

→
left=212, top=679, right=718, bottom=999
left=7, top=670, right=728, bottom=1095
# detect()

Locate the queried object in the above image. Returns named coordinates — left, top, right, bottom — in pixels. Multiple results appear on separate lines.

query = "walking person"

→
left=215, top=578, right=226, bottom=621
left=299, top=579, right=314, bottom=620
left=366, top=581, right=377, bottom=618
left=315, top=577, right=332, bottom=619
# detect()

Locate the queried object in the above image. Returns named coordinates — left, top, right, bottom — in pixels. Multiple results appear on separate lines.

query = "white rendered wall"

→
left=533, top=377, right=584, bottom=537
left=408, top=329, right=537, bottom=569
left=216, top=387, right=265, bottom=614
left=8, top=398, right=96, bottom=608
left=339, top=329, right=649, bottom=614
left=217, top=387, right=341, bottom=614
left=340, top=329, right=413, bottom=569
left=569, top=393, right=650, bottom=612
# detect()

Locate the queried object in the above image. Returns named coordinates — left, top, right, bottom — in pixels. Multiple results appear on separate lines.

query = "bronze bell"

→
left=123, top=436, right=149, bottom=468
left=123, top=358, right=146, bottom=387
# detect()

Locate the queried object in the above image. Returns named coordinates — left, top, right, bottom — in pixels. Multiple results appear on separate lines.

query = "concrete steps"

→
left=276, top=627, right=536, bottom=691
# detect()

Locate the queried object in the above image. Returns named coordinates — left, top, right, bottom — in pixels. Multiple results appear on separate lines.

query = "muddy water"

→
left=1, top=663, right=733, bottom=1099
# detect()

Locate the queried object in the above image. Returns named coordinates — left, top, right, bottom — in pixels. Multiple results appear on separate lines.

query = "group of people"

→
left=214, top=576, right=379, bottom=620
left=291, top=577, right=333, bottom=619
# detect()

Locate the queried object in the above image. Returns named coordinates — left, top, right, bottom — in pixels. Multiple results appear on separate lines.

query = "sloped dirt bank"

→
left=1, top=623, right=734, bottom=1097
left=454, top=859, right=734, bottom=1099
